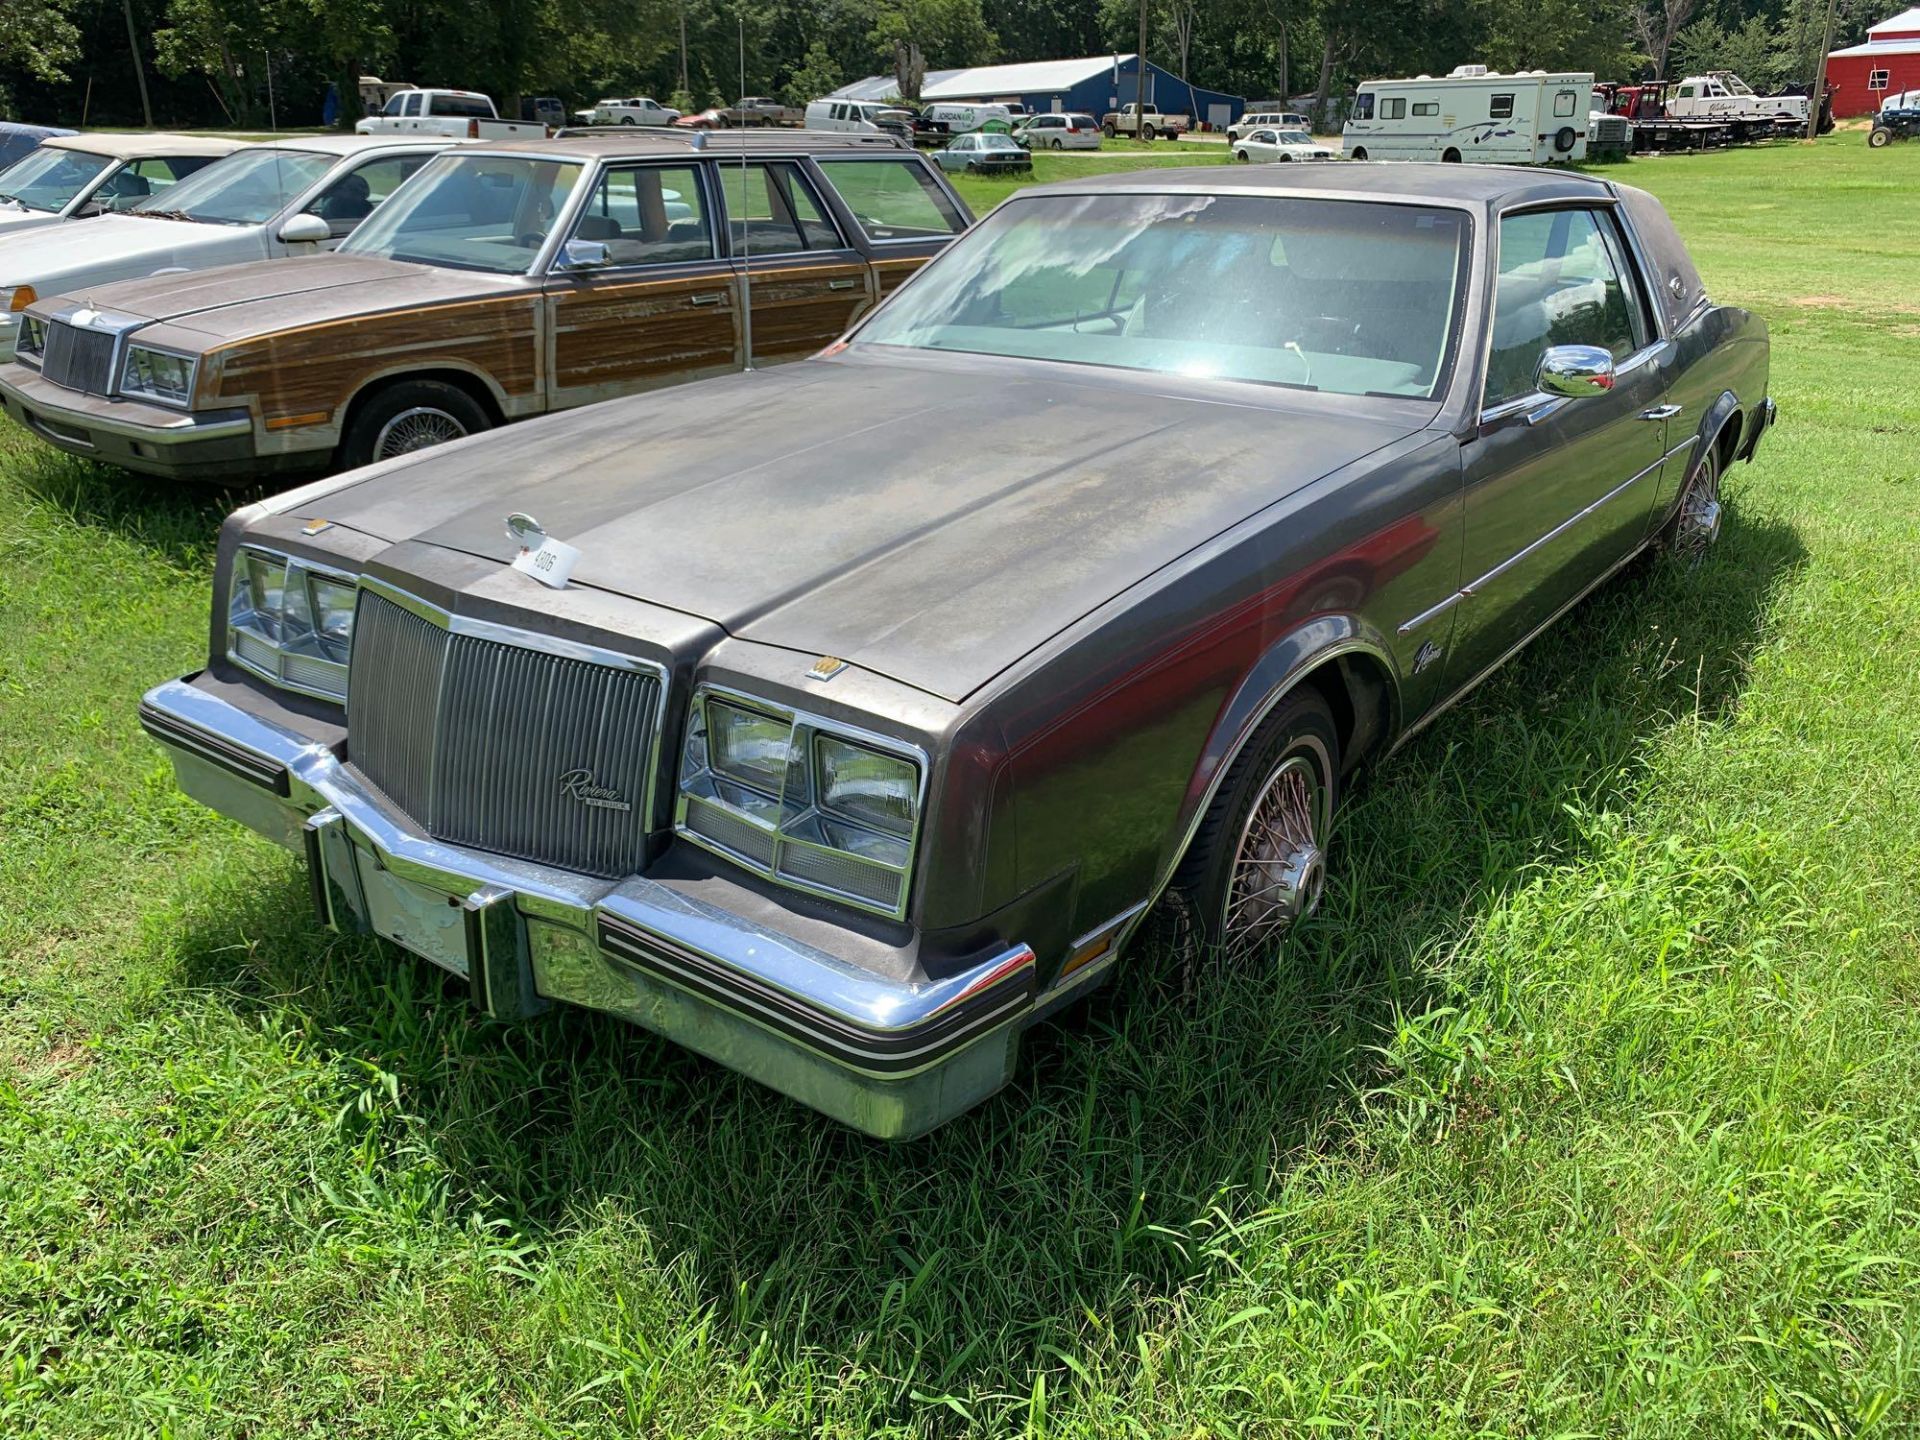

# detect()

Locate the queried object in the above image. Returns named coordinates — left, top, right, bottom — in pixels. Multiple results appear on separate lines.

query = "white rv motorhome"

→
left=1344, top=66, right=1592, bottom=164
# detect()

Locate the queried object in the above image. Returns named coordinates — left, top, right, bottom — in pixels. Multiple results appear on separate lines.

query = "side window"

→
left=1381, top=97, right=1406, bottom=120
left=719, top=160, right=839, bottom=254
left=1553, top=91, right=1577, bottom=117
left=569, top=164, right=713, bottom=266
left=817, top=158, right=967, bottom=242
left=1869, top=69, right=1889, bottom=90
left=308, top=155, right=425, bottom=236
left=382, top=94, right=407, bottom=116
left=1353, top=94, right=1374, bottom=120
left=1490, top=93, right=1515, bottom=119
left=403, top=92, right=424, bottom=117
left=1413, top=102, right=1438, bottom=116
left=1485, top=209, right=1641, bottom=408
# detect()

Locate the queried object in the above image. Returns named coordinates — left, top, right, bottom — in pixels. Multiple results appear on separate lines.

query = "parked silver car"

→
left=934, top=132, right=1033, bottom=174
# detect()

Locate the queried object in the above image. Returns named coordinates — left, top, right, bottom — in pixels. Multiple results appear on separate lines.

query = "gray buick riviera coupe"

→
left=142, top=164, right=1774, bottom=1138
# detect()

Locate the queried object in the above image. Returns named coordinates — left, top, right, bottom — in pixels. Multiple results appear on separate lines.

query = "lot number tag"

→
left=505, top=512, right=580, bottom=590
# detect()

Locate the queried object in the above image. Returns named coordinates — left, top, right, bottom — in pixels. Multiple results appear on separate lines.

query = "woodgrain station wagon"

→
left=140, top=164, right=1774, bottom=1137
left=0, top=131, right=969, bottom=482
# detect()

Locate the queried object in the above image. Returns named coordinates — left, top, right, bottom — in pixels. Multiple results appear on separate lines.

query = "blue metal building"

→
left=830, top=54, right=1246, bottom=130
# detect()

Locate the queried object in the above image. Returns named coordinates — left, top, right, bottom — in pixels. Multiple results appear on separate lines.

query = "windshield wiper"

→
left=133, top=208, right=195, bottom=221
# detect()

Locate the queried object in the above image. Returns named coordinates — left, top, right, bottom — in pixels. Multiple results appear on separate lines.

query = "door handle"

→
left=1638, top=403, right=1684, bottom=421
left=827, top=278, right=860, bottom=290
left=688, top=292, right=723, bottom=307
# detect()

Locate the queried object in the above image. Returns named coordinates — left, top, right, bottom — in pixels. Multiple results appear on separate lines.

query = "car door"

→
left=812, top=154, right=969, bottom=302
left=544, top=161, right=740, bottom=407
left=1445, top=204, right=1676, bottom=683
left=297, top=152, right=434, bottom=241
left=720, top=158, right=872, bottom=364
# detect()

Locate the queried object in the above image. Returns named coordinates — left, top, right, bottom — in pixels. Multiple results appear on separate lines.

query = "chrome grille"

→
left=40, top=321, right=117, bottom=394
left=346, top=590, right=663, bottom=878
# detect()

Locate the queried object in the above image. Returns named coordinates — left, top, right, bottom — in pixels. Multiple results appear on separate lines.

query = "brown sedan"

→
left=0, top=130, right=970, bottom=482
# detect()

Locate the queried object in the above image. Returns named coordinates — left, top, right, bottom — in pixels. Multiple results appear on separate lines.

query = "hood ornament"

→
left=505, top=511, right=580, bottom=590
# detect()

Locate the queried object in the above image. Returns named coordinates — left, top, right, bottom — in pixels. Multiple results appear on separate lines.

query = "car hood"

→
left=0, top=211, right=240, bottom=288
left=305, top=356, right=1423, bottom=702
left=76, top=254, right=513, bottom=343
left=0, top=208, right=60, bottom=233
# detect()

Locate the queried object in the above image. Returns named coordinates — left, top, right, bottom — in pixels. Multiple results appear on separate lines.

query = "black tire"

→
left=1441, top=147, right=1462, bottom=163
left=619, top=115, right=635, bottom=126
left=1142, top=123, right=1158, bottom=141
left=1349, top=146, right=1367, bottom=161
left=338, top=379, right=491, bottom=471
left=1554, top=125, right=1578, bottom=153
left=964, top=160, right=978, bottom=173
left=1235, top=149, right=1250, bottom=162
left=1103, top=122, right=1118, bottom=139
left=1171, top=689, right=1340, bottom=956
left=1049, top=137, right=1063, bottom=150
left=1276, top=152, right=1292, bottom=161
left=1869, top=126, right=1893, bottom=148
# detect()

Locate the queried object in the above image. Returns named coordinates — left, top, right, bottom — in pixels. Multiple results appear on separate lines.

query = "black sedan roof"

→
left=1034, top=161, right=1615, bottom=210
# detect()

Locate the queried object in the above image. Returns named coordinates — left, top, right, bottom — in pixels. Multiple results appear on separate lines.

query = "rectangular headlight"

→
left=119, top=344, right=197, bottom=407
left=228, top=546, right=358, bottom=701
left=676, top=687, right=924, bottom=919
left=15, top=315, right=44, bottom=359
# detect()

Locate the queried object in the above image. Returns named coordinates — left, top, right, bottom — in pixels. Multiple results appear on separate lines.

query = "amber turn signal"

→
left=8, top=286, right=36, bottom=312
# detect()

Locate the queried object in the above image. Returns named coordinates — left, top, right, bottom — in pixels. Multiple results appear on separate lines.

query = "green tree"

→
left=0, top=0, right=81, bottom=98
left=783, top=40, right=843, bottom=105
left=868, top=0, right=996, bottom=73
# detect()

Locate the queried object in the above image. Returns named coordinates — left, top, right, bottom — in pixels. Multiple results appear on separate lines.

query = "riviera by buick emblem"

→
left=558, top=768, right=631, bottom=812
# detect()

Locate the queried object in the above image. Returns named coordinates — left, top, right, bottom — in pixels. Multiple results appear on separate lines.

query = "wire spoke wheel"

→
left=1669, top=451, right=1723, bottom=569
left=373, top=406, right=469, bottom=461
left=1220, top=752, right=1328, bottom=956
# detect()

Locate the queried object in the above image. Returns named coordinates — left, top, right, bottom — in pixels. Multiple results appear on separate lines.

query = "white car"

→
left=1234, top=127, right=1335, bottom=162
left=591, top=97, right=680, bottom=126
left=1015, top=112, right=1101, bottom=150
left=0, top=136, right=453, bottom=360
left=0, top=133, right=244, bottom=237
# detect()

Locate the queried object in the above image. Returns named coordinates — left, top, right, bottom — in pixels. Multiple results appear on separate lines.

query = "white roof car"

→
left=1234, top=128, right=1335, bottom=163
left=0, top=133, right=245, bottom=237
left=0, top=136, right=456, bottom=359
left=1228, top=110, right=1312, bottom=141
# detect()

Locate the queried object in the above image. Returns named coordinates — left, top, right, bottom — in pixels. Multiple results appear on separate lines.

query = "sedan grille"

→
left=346, top=589, right=663, bottom=879
left=40, top=321, right=117, bottom=395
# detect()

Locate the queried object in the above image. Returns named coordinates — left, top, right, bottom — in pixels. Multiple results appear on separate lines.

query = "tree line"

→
left=0, top=0, right=1887, bottom=130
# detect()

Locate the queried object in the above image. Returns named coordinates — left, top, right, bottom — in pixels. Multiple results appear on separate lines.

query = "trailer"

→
left=1343, top=65, right=1591, bottom=163
left=1597, top=82, right=1733, bottom=151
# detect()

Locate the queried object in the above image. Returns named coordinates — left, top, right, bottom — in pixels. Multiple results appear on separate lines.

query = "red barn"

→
left=1828, top=7, right=1920, bottom=116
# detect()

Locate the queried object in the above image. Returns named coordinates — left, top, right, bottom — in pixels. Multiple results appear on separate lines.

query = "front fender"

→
left=1155, top=616, right=1402, bottom=887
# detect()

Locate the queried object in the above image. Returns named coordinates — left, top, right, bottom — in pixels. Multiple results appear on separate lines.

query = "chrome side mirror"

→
left=1536, top=344, right=1616, bottom=399
left=277, top=212, right=332, bottom=245
left=560, top=238, right=611, bottom=270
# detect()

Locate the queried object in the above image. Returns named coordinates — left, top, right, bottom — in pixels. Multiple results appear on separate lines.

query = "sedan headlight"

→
left=14, top=314, right=44, bottom=359
left=119, top=344, right=197, bottom=407
left=227, top=546, right=358, bottom=701
left=677, top=687, right=923, bottom=918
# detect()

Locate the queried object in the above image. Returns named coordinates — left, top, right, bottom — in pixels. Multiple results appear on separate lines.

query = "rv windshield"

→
left=853, top=192, right=1470, bottom=399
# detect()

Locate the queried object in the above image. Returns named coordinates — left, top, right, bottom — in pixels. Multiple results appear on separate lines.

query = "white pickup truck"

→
left=355, top=89, right=548, bottom=139
left=587, top=97, right=681, bottom=127
left=1101, top=103, right=1191, bottom=140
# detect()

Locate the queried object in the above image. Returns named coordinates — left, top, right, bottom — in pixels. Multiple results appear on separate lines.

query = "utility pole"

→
left=123, top=0, right=154, bottom=128
left=1807, top=0, right=1838, bottom=141
left=679, top=3, right=689, bottom=100
left=1136, top=0, right=1150, bottom=120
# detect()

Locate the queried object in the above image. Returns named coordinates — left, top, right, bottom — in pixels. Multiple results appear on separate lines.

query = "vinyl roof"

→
left=46, top=132, right=246, bottom=160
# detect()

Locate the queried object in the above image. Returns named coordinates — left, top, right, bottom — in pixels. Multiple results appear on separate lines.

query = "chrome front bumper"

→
left=139, top=676, right=1036, bottom=1139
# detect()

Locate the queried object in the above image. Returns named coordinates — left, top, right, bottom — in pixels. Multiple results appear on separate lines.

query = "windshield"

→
left=339, top=152, right=582, bottom=274
left=132, top=147, right=332, bottom=224
left=853, top=193, right=1469, bottom=400
left=0, top=146, right=112, bottom=213
left=1276, top=130, right=1313, bottom=144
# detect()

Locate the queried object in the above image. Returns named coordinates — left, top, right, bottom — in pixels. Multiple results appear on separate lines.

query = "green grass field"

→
left=2, top=137, right=1917, bottom=1437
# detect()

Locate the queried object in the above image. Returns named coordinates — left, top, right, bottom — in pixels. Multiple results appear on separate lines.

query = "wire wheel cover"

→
left=1222, top=751, right=1327, bottom=952
left=375, top=406, right=469, bottom=460
left=1674, top=456, right=1723, bottom=565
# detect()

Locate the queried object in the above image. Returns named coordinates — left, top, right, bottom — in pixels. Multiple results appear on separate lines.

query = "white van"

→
left=920, top=102, right=1016, bottom=138
left=806, top=99, right=915, bottom=142
left=1344, top=66, right=1592, bottom=164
